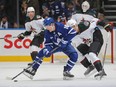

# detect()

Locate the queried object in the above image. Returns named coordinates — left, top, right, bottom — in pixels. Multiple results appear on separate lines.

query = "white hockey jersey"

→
left=71, top=13, right=95, bottom=24
left=25, top=18, right=45, bottom=35
left=72, top=14, right=99, bottom=47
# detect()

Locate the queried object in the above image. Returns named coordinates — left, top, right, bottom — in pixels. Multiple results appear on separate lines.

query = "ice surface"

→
left=0, top=62, right=116, bottom=87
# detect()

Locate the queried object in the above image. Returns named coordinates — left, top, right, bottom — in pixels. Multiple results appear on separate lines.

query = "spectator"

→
left=42, top=3, right=50, bottom=17
left=0, top=15, right=11, bottom=29
left=0, top=0, right=6, bottom=19
left=64, top=2, right=77, bottom=20
left=51, top=0, right=64, bottom=20
left=72, top=0, right=81, bottom=13
left=19, top=0, right=27, bottom=27
left=5, top=0, right=17, bottom=26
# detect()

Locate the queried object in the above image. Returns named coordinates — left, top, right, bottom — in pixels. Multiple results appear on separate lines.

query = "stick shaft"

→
left=11, top=47, right=59, bottom=80
left=102, top=32, right=110, bottom=66
left=0, top=36, right=17, bottom=39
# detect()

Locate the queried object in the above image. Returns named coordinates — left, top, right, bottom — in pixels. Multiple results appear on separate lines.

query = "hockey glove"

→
left=97, top=20, right=114, bottom=32
left=17, top=33, right=25, bottom=40
left=104, top=24, right=113, bottom=32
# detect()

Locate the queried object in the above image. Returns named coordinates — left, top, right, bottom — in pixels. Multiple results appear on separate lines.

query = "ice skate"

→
left=63, top=66, right=74, bottom=80
left=23, top=67, right=37, bottom=80
left=63, top=71, right=74, bottom=80
left=94, top=69, right=107, bottom=80
left=84, top=65, right=95, bottom=76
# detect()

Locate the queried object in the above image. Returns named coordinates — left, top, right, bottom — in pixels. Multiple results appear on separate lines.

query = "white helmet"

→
left=81, top=1, right=90, bottom=12
left=27, top=7, right=35, bottom=12
left=67, top=19, right=77, bottom=27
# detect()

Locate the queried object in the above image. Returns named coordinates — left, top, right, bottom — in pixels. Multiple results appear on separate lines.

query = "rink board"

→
left=0, top=28, right=115, bottom=62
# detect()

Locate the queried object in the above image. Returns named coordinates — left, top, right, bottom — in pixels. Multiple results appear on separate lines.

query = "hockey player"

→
left=23, top=17, right=90, bottom=80
left=17, top=7, right=45, bottom=64
left=23, top=17, right=77, bottom=80
left=67, top=1, right=113, bottom=79
left=67, top=18, right=113, bottom=79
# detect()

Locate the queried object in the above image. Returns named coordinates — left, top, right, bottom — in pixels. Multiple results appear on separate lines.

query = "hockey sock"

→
left=80, top=57, right=92, bottom=68
left=65, top=59, right=75, bottom=71
left=65, top=52, right=78, bottom=71
left=32, top=56, right=43, bottom=70
left=94, top=60, right=102, bottom=72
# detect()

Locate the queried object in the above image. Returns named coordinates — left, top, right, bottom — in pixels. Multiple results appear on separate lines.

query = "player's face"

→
left=45, top=23, right=55, bottom=32
left=27, top=11, right=35, bottom=19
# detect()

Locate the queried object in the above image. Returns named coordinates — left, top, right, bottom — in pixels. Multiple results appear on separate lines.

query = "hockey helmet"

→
left=67, top=19, right=77, bottom=27
left=43, top=17, right=54, bottom=26
left=81, top=1, right=90, bottom=12
left=27, top=7, right=35, bottom=12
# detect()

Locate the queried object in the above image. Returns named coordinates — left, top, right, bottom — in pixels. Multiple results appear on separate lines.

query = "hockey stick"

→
left=102, top=32, right=110, bottom=66
left=7, top=47, right=59, bottom=80
left=97, top=32, right=110, bottom=79
left=0, top=36, right=17, bottom=39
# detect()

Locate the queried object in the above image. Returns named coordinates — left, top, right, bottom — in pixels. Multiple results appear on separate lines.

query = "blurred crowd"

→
left=0, top=0, right=104, bottom=29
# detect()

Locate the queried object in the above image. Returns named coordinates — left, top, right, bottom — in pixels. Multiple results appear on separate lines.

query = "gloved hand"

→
left=43, top=49, right=52, bottom=57
left=97, top=20, right=114, bottom=32
left=17, top=33, right=25, bottom=40
left=104, top=23, right=113, bottom=32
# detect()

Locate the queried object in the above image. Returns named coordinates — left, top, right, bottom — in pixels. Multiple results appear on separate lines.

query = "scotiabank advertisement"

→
left=0, top=29, right=51, bottom=62
left=0, top=29, right=32, bottom=56
left=0, top=29, right=34, bottom=61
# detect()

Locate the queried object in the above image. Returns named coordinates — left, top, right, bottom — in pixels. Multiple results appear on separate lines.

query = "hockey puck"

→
left=14, top=80, right=18, bottom=82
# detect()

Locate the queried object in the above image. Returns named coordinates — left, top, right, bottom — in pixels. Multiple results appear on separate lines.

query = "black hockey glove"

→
left=17, top=33, right=25, bottom=40
left=97, top=20, right=114, bottom=32
left=104, top=24, right=113, bottom=32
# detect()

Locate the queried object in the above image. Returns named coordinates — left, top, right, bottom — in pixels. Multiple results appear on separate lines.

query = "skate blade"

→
left=63, top=76, right=74, bottom=80
left=84, top=69, right=97, bottom=77
left=94, top=75, right=105, bottom=80
left=94, top=75, right=102, bottom=80
left=23, top=72, right=33, bottom=80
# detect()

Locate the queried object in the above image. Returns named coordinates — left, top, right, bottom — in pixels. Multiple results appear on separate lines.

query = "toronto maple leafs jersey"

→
left=25, top=16, right=45, bottom=35
left=44, top=22, right=77, bottom=47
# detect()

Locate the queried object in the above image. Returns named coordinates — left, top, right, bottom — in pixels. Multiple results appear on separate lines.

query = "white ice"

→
left=0, top=62, right=116, bottom=87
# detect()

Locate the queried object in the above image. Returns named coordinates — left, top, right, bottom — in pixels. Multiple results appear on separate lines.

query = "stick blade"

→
left=6, top=76, right=13, bottom=80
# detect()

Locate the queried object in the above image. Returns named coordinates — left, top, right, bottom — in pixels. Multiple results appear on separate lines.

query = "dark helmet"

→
left=43, top=17, right=54, bottom=26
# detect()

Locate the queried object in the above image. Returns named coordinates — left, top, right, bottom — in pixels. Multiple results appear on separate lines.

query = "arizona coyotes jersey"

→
left=72, top=18, right=99, bottom=47
left=71, top=13, right=95, bottom=24
left=25, top=16, right=45, bottom=35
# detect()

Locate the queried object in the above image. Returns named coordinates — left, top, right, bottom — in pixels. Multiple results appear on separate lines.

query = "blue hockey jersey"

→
left=44, top=22, right=77, bottom=47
